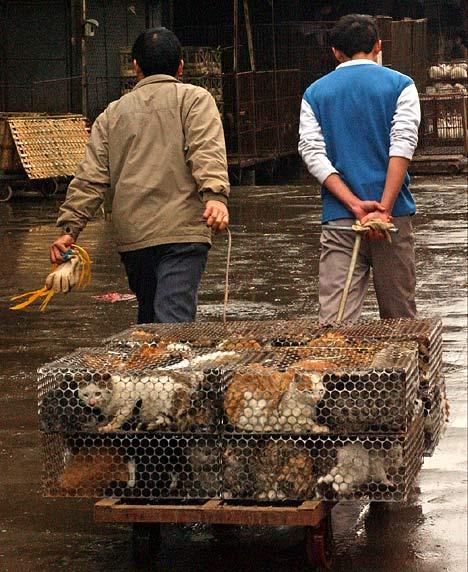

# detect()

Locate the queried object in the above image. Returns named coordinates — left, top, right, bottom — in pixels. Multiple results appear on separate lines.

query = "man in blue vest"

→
left=299, top=14, right=421, bottom=323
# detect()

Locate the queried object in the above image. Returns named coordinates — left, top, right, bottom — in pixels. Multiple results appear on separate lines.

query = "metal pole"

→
left=463, top=96, right=468, bottom=157
left=233, top=0, right=239, bottom=73
left=243, top=0, right=255, bottom=72
left=243, top=0, right=257, bottom=159
left=233, top=0, right=242, bottom=165
left=270, top=0, right=281, bottom=156
left=81, top=0, right=88, bottom=118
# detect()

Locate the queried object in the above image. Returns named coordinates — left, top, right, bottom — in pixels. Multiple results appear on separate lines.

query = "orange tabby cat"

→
left=224, top=364, right=329, bottom=433
left=57, top=447, right=132, bottom=495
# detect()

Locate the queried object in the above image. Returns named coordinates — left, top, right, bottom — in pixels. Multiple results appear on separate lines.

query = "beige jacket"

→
left=57, top=75, right=230, bottom=252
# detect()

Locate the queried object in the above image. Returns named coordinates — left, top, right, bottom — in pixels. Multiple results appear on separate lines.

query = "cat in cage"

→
left=317, top=442, right=404, bottom=497
left=77, top=369, right=216, bottom=432
left=223, top=363, right=330, bottom=433
left=189, top=440, right=321, bottom=501
left=57, top=446, right=136, bottom=496
left=40, top=383, right=108, bottom=433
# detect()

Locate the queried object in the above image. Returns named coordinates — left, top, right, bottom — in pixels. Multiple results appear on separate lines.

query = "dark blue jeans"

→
left=120, top=242, right=209, bottom=324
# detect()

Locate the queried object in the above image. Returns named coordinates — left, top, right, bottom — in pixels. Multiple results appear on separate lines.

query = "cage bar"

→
left=418, top=94, right=468, bottom=156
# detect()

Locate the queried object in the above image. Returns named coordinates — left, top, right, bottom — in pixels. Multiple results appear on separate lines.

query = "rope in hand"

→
left=10, top=244, right=92, bottom=312
left=351, top=219, right=396, bottom=244
left=222, top=227, right=232, bottom=326
left=336, top=219, right=397, bottom=323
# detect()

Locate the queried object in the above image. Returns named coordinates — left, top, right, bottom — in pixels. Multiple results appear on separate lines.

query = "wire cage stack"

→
left=38, top=318, right=444, bottom=504
left=426, top=62, right=468, bottom=95
left=105, top=317, right=447, bottom=457
left=182, top=46, right=223, bottom=114
left=335, top=317, right=447, bottom=456
left=118, top=46, right=223, bottom=113
left=418, top=93, right=468, bottom=156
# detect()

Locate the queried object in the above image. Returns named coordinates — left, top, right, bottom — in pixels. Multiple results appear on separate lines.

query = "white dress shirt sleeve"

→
left=298, top=98, right=339, bottom=184
left=389, top=83, right=421, bottom=160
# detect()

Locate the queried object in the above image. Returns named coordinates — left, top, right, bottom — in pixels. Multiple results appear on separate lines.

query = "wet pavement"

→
left=0, top=176, right=466, bottom=572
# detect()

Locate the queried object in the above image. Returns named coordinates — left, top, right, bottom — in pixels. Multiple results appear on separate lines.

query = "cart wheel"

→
left=132, top=523, right=161, bottom=565
left=305, top=512, right=334, bottom=571
left=0, top=183, right=13, bottom=202
left=40, top=179, right=59, bottom=197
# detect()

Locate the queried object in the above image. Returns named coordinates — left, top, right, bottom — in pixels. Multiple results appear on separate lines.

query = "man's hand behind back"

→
left=351, top=200, right=387, bottom=223
left=351, top=200, right=391, bottom=241
left=360, top=210, right=393, bottom=241
left=203, top=200, right=229, bottom=232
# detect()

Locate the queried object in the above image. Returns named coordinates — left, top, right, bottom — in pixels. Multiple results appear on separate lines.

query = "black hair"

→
left=329, top=14, right=379, bottom=57
left=131, top=27, right=182, bottom=77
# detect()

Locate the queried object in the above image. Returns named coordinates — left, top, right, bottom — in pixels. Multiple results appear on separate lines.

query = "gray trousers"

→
left=319, top=216, right=417, bottom=324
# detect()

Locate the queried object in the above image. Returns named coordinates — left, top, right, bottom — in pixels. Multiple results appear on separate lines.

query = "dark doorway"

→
left=0, top=0, right=72, bottom=113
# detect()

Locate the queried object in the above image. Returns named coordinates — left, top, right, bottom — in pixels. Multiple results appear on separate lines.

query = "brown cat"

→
left=57, top=447, right=133, bottom=495
left=82, top=343, right=188, bottom=372
left=252, top=441, right=317, bottom=500
left=219, top=441, right=319, bottom=501
left=223, top=364, right=329, bottom=433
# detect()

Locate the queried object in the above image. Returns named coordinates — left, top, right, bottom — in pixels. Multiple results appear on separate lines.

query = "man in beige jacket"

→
left=50, top=27, right=230, bottom=323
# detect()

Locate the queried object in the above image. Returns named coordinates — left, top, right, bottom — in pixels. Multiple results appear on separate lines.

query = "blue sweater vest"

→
left=303, top=64, right=417, bottom=222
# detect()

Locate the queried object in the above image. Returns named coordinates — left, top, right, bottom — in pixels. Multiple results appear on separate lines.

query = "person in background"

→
left=299, top=14, right=421, bottom=323
left=49, top=27, right=229, bottom=324
left=450, top=30, right=467, bottom=60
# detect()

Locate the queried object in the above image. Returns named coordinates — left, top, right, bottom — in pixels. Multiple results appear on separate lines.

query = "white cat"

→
left=159, top=350, right=238, bottom=371
left=78, top=369, right=206, bottom=433
left=317, top=442, right=403, bottom=496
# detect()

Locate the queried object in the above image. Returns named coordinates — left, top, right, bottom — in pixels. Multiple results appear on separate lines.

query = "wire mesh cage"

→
left=117, top=45, right=224, bottom=112
left=336, top=318, right=443, bottom=390
left=41, top=403, right=424, bottom=503
left=38, top=341, right=419, bottom=436
left=38, top=345, right=230, bottom=436
left=218, top=345, right=420, bottom=435
left=103, top=317, right=443, bottom=408
left=182, top=46, right=222, bottom=76
left=422, top=379, right=449, bottom=456
left=42, top=432, right=222, bottom=500
left=105, top=317, right=443, bottom=385
left=39, top=319, right=441, bottom=502
left=426, top=62, right=467, bottom=87
left=335, top=319, right=446, bottom=458
left=104, top=318, right=444, bottom=416
left=220, top=403, right=424, bottom=503
left=418, top=94, right=468, bottom=155
left=103, top=318, right=319, bottom=348
left=222, top=69, right=302, bottom=159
